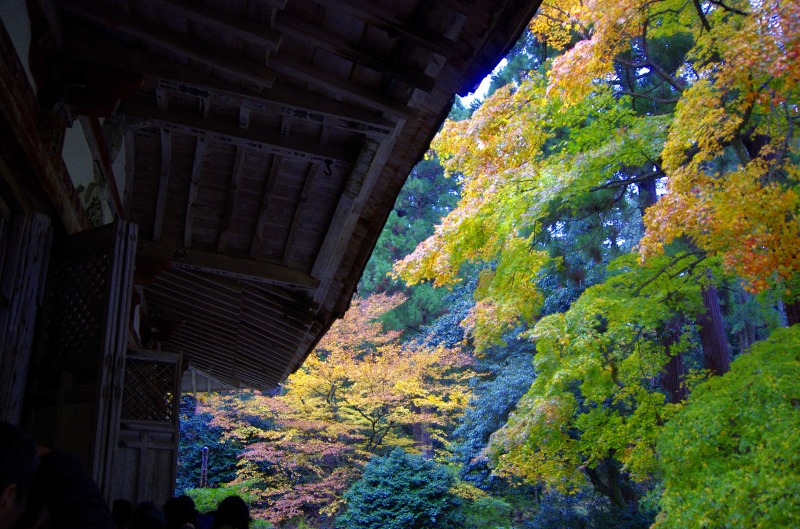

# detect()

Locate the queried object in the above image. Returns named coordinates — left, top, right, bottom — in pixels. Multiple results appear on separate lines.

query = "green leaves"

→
left=487, top=253, right=705, bottom=494
left=655, top=325, right=800, bottom=528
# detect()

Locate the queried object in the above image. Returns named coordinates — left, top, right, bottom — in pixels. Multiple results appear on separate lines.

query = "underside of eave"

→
left=2, top=0, right=541, bottom=392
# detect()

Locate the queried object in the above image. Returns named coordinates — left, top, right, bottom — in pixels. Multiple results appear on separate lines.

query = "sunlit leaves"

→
left=486, top=254, right=701, bottom=491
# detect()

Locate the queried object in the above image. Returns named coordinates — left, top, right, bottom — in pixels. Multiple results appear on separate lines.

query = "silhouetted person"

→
left=0, top=422, right=38, bottom=529
left=29, top=448, right=115, bottom=529
left=163, top=496, right=197, bottom=529
left=112, top=499, right=134, bottom=529
left=211, top=496, right=249, bottom=529
left=0, top=421, right=115, bottom=529
left=131, top=501, right=166, bottom=529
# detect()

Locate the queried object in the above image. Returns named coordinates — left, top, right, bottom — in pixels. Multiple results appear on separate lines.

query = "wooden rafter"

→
left=150, top=75, right=396, bottom=138
left=311, top=126, right=402, bottom=307
left=274, top=12, right=437, bottom=93
left=217, top=147, right=246, bottom=253
left=269, top=53, right=420, bottom=121
left=122, top=101, right=355, bottom=167
left=137, top=240, right=320, bottom=289
left=184, top=136, right=205, bottom=247
left=57, top=0, right=277, bottom=89
left=250, top=154, right=283, bottom=258
left=57, top=27, right=398, bottom=138
left=282, top=163, right=322, bottom=266
left=153, top=128, right=171, bottom=241
left=145, top=0, right=282, bottom=51
left=310, top=0, right=462, bottom=59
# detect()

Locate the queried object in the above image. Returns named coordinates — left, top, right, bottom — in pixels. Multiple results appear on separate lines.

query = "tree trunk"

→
left=412, top=405, right=434, bottom=459
left=784, top=300, right=800, bottom=326
left=698, top=281, right=731, bottom=376
left=735, top=288, right=757, bottom=352
left=660, top=317, right=687, bottom=403
left=637, top=178, right=658, bottom=218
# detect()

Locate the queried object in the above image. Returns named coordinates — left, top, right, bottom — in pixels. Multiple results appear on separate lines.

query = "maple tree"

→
left=485, top=252, right=706, bottom=507
left=191, top=293, right=472, bottom=527
left=393, top=0, right=798, bottom=522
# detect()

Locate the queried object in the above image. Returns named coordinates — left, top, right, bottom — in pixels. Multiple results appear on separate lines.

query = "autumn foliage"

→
left=192, top=293, right=471, bottom=526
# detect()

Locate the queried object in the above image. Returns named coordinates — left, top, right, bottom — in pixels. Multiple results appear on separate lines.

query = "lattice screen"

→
left=44, top=251, right=110, bottom=359
left=121, top=359, right=177, bottom=422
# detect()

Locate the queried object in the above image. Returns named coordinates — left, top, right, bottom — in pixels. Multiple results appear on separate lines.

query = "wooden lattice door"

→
left=25, top=219, right=137, bottom=498
left=110, top=348, right=182, bottom=505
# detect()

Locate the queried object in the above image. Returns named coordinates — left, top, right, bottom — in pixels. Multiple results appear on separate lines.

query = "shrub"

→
left=336, top=449, right=456, bottom=529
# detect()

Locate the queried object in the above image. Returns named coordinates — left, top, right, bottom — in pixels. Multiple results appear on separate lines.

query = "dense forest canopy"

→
left=177, top=1, right=800, bottom=527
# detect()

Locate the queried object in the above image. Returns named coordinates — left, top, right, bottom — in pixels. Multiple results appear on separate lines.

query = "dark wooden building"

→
left=0, top=0, right=538, bottom=504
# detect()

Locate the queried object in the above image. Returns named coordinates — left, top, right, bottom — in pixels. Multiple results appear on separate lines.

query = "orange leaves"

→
left=547, top=0, right=647, bottom=104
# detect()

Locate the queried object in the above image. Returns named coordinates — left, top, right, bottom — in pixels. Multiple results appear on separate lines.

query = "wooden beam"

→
left=217, top=147, right=246, bottom=253
left=122, top=101, right=355, bottom=167
left=123, top=130, right=136, bottom=214
left=150, top=74, right=396, bottom=138
left=145, top=0, right=282, bottom=51
left=250, top=154, right=283, bottom=258
left=78, top=116, right=126, bottom=217
left=57, top=0, right=276, bottom=89
left=311, top=124, right=403, bottom=307
left=137, top=240, right=320, bottom=289
left=0, top=20, right=88, bottom=233
left=184, top=136, right=206, bottom=247
left=269, top=52, right=419, bottom=121
left=310, top=0, right=463, bottom=59
left=153, top=129, right=171, bottom=241
left=283, top=163, right=321, bottom=266
left=274, top=12, right=436, bottom=93
left=58, top=29, right=396, bottom=138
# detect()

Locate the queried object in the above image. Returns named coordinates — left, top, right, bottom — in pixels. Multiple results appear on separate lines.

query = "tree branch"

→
left=708, top=0, right=749, bottom=16
left=692, top=0, right=712, bottom=31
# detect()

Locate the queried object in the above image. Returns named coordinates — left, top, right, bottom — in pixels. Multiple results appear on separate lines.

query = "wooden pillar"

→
left=0, top=213, right=52, bottom=423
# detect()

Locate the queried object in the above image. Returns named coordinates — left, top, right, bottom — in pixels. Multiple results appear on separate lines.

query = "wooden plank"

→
left=217, top=147, right=246, bottom=253
left=0, top=20, right=88, bottom=233
left=283, top=163, right=321, bottom=265
left=149, top=75, right=396, bottom=138
left=0, top=214, right=52, bottom=423
left=95, top=219, right=138, bottom=498
left=269, top=52, right=420, bottom=121
left=310, top=0, right=462, bottom=58
left=152, top=272, right=312, bottom=342
left=122, top=101, right=354, bottom=167
left=169, top=335, right=286, bottom=378
left=184, top=136, right=206, bottom=247
left=250, top=154, right=282, bottom=258
left=123, top=130, right=136, bottom=214
left=58, top=26, right=396, bottom=137
left=145, top=0, right=282, bottom=51
left=274, top=12, right=436, bottom=93
left=78, top=116, right=126, bottom=217
left=137, top=240, right=320, bottom=289
left=153, top=129, right=171, bottom=241
left=311, top=126, right=402, bottom=307
left=57, top=0, right=277, bottom=89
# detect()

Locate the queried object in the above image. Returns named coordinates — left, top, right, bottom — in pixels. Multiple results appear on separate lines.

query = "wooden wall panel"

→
left=0, top=213, right=52, bottom=423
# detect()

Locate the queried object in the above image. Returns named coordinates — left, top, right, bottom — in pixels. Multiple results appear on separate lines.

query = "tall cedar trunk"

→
left=735, top=288, right=757, bottom=352
left=698, top=281, right=732, bottom=376
left=660, top=317, right=688, bottom=403
left=639, top=178, right=689, bottom=401
left=637, top=178, right=658, bottom=219
left=785, top=300, right=800, bottom=326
